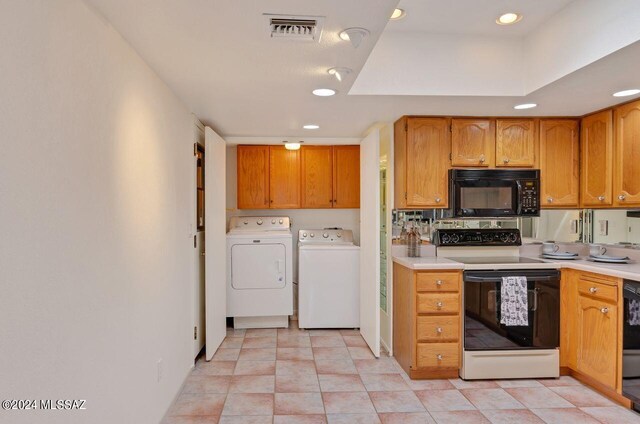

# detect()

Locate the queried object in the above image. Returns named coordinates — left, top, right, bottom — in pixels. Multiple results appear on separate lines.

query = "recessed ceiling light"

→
left=312, top=88, right=336, bottom=97
left=283, top=141, right=303, bottom=151
left=303, top=124, right=319, bottom=130
left=327, top=67, right=352, bottom=82
left=514, top=103, right=537, bottom=110
left=339, top=27, right=369, bottom=48
left=390, top=8, right=406, bottom=20
left=496, top=12, right=522, bottom=25
left=613, top=89, right=640, bottom=97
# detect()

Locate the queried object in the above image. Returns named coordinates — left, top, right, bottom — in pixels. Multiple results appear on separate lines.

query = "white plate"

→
left=542, top=254, right=578, bottom=260
left=587, top=257, right=632, bottom=264
left=589, top=254, right=630, bottom=261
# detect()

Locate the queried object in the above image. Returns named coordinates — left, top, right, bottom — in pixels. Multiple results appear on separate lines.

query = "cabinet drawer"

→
left=416, top=272, right=459, bottom=292
left=417, top=292, right=460, bottom=314
left=417, top=315, right=460, bottom=342
left=577, top=278, right=617, bottom=303
left=417, top=342, right=459, bottom=368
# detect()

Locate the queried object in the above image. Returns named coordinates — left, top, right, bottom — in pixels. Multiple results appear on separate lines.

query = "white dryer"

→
left=298, top=229, right=360, bottom=329
left=226, top=216, right=293, bottom=329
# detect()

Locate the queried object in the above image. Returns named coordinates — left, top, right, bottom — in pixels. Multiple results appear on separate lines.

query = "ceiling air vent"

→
left=265, top=14, right=325, bottom=42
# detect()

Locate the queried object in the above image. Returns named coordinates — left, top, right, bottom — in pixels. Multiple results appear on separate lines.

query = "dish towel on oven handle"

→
left=500, top=276, right=528, bottom=326
left=629, top=299, right=640, bottom=326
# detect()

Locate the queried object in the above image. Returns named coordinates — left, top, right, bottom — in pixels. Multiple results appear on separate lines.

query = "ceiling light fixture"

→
left=390, top=8, right=406, bottom=20
left=496, top=12, right=522, bottom=25
left=514, top=103, right=537, bottom=110
left=613, top=89, right=640, bottom=97
left=283, top=140, right=303, bottom=150
left=339, top=27, right=369, bottom=48
left=303, top=124, right=319, bottom=130
left=312, top=88, right=336, bottom=97
left=327, top=67, right=352, bottom=82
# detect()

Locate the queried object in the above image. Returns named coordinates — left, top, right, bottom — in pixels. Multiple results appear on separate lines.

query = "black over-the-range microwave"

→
left=449, top=169, right=540, bottom=218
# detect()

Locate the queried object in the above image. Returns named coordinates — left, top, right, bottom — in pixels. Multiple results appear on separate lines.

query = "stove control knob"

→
left=500, top=233, right=509, bottom=242
left=323, top=233, right=329, bottom=238
left=441, top=235, right=450, bottom=243
left=452, top=235, right=460, bottom=243
left=509, top=234, right=518, bottom=242
left=257, top=219, right=263, bottom=225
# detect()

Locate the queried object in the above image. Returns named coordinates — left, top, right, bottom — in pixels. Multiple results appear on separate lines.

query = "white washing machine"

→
left=226, top=216, right=293, bottom=329
left=298, top=228, right=360, bottom=329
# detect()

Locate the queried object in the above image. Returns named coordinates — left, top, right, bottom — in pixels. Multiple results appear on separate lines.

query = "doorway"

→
left=194, top=136, right=206, bottom=358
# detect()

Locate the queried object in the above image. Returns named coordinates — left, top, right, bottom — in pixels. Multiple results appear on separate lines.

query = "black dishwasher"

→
left=623, top=279, right=640, bottom=411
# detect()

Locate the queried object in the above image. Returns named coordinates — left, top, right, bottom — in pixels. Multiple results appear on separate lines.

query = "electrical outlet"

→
left=157, top=359, right=163, bottom=383
left=598, top=220, right=609, bottom=236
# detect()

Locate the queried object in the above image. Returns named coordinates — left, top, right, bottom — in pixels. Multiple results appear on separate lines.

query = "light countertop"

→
left=392, top=255, right=640, bottom=280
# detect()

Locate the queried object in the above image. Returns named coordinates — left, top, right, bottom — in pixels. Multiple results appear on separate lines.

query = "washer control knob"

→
left=279, top=219, right=283, bottom=224
left=302, top=233, right=308, bottom=238
left=337, top=233, right=342, bottom=238
left=310, top=233, right=315, bottom=237
left=323, top=233, right=329, bottom=238
left=271, top=219, right=276, bottom=224
left=257, top=219, right=263, bottom=225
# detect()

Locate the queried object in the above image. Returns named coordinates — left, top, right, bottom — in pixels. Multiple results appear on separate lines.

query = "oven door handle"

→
left=465, top=276, right=555, bottom=283
left=516, top=181, right=523, bottom=215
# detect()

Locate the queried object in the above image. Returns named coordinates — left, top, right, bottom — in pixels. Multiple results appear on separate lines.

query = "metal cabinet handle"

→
left=547, top=197, right=553, bottom=203
left=598, top=195, right=605, bottom=201
left=601, top=307, right=609, bottom=314
left=436, top=301, right=443, bottom=309
left=589, top=287, right=598, bottom=293
left=436, top=354, right=443, bottom=361
left=435, top=198, right=441, bottom=203
left=619, top=194, right=626, bottom=201
left=479, top=155, right=485, bottom=163
left=436, top=280, right=443, bottom=286
left=503, top=158, right=510, bottom=164
left=436, top=327, right=443, bottom=334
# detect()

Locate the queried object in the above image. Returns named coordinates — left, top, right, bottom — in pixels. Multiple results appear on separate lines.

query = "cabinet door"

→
left=539, top=119, right=580, bottom=208
left=495, top=119, right=537, bottom=167
left=406, top=117, right=451, bottom=208
left=269, top=146, right=301, bottom=209
left=333, top=145, right=360, bottom=208
left=614, top=100, right=640, bottom=206
left=237, top=145, right=269, bottom=209
left=581, top=110, right=614, bottom=207
left=576, top=294, right=617, bottom=389
left=451, top=118, right=495, bottom=167
left=301, top=146, right=333, bottom=208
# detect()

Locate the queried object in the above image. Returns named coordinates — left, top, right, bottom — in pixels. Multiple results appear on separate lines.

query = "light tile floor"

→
left=164, top=323, right=640, bottom=424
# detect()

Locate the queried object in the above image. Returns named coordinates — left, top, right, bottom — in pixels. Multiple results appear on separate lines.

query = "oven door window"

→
left=453, top=179, right=519, bottom=217
left=464, top=278, right=559, bottom=350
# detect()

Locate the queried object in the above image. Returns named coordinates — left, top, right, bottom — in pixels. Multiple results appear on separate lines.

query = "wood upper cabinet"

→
left=576, top=294, right=617, bottom=389
left=539, top=119, right=580, bottom=208
left=581, top=110, right=614, bottom=207
left=395, top=117, right=451, bottom=208
left=237, top=145, right=269, bottom=209
left=301, top=146, right=333, bottom=208
left=450, top=118, right=495, bottom=167
left=614, top=100, right=640, bottom=206
left=333, top=145, right=360, bottom=208
left=495, top=119, right=537, bottom=167
left=269, top=146, right=301, bottom=209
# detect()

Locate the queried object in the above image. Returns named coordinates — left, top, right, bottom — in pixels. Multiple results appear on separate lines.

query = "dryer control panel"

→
left=299, top=229, right=354, bottom=244
left=229, top=216, right=290, bottom=231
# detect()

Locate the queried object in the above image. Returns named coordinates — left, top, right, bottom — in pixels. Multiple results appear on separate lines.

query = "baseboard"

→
left=568, top=369, right=632, bottom=408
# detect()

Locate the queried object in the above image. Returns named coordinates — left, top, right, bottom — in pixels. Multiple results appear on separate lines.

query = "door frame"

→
left=193, top=119, right=205, bottom=359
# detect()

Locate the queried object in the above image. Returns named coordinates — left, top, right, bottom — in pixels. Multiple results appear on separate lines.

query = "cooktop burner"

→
left=448, top=256, right=546, bottom=265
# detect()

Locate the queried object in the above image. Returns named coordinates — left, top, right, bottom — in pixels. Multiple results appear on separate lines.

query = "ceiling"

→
left=390, top=0, right=575, bottom=36
left=85, top=0, right=640, bottom=139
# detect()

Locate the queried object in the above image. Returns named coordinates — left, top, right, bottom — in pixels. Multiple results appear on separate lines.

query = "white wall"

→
left=226, top=145, right=360, bottom=316
left=0, top=1, right=195, bottom=423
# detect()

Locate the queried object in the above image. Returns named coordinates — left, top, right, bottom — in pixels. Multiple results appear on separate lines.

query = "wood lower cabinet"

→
left=237, top=145, right=270, bottom=209
left=450, top=118, right=495, bottom=167
left=495, top=119, right=537, bottom=167
left=561, top=270, right=622, bottom=393
left=539, top=119, right=580, bottom=208
left=301, top=146, right=333, bottom=209
left=581, top=110, right=614, bottom=207
left=333, top=146, right=360, bottom=208
left=614, top=100, right=640, bottom=206
left=269, top=146, right=301, bottom=209
left=395, top=117, right=450, bottom=209
left=394, top=264, right=461, bottom=379
left=237, top=144, right=359, bottom=210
